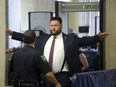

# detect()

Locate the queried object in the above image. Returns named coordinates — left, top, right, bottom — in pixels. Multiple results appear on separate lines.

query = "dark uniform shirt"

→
left=10, top=45, right=51, bottom=82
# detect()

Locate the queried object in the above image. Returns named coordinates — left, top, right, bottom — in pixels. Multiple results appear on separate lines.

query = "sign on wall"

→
left=29, top=12, right=53, bottom=34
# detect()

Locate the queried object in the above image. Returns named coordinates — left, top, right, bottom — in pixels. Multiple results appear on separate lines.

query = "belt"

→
left=54, top=71, right=69, bottom=77
left=13, top=80, right=40, bottom=87
left=55, top=71, right=69, bottom=74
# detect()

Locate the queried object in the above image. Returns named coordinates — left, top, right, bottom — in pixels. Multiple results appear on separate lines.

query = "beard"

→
left=50, top=30, right=61, bottom=36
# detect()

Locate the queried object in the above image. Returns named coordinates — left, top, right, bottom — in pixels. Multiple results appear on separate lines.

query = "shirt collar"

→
left=51, top=33, right=62, bottom=39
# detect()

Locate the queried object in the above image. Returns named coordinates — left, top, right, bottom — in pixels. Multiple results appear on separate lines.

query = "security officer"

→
left=10, top=30, right=61, bottom=87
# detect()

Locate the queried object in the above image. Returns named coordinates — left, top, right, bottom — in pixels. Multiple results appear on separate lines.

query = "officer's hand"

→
left=55, top=83, right=61, bottom=87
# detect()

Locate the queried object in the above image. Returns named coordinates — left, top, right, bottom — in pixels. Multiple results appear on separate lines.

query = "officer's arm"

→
left=44, top=72, right=61, bottom=87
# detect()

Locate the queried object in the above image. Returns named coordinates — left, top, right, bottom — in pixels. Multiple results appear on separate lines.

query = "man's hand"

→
left=98, top=32, right=109, bottom=39
left=6, top=29, right=13, bottom=35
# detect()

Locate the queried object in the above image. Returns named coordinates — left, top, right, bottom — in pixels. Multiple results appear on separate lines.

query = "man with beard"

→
left=6, top=17, right=109, bottom=87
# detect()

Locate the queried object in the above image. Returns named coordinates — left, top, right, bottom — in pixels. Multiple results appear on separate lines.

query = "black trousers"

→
left=44, top=72, right=71, bottom=87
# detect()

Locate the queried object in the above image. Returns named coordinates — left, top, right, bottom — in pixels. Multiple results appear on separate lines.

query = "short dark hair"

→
left=50, top=16, right=62, bottom=24
left=23, top=30, right=36, bottom=44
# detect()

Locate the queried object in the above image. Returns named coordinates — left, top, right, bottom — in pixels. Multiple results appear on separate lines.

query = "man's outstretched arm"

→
left=6, top=29, right=24, bottom=42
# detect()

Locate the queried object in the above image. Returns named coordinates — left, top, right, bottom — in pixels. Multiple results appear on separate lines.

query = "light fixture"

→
left=57, top=0, right=71, bottom=2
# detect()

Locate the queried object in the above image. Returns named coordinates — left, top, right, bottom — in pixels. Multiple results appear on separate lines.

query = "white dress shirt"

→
left=44, top=33, right=68, bottom=73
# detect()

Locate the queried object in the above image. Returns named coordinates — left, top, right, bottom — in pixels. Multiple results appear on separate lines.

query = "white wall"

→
left=0, top=0, right=6, bottom=86
left=8, top=0, right=56, bottom=48
left=105, top=0, right=116, bottom=69
left=21, top=0, right=55, bottom=32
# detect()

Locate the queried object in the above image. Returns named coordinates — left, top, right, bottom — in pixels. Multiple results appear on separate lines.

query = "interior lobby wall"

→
left=105, top=0, right=116, bottom=69
left=0, top=0, right=6, bottom=86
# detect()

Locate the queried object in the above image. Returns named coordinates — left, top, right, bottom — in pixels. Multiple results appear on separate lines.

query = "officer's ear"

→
left=23, top=37, right=25, bottom=43
left=23, top=37, right=26, bottom=44
left=33, top=38, right=36, bottom=45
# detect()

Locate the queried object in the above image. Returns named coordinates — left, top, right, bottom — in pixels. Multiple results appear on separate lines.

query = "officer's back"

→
left=11, top=30, right=61, bottom=87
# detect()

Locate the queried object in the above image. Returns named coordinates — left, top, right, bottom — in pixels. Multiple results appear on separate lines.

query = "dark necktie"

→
left=49, top=36, right=56, bottom=68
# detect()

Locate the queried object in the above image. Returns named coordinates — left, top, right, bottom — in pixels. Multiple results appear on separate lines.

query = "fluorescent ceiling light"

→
left=57, top=0, right=71, bottom=2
